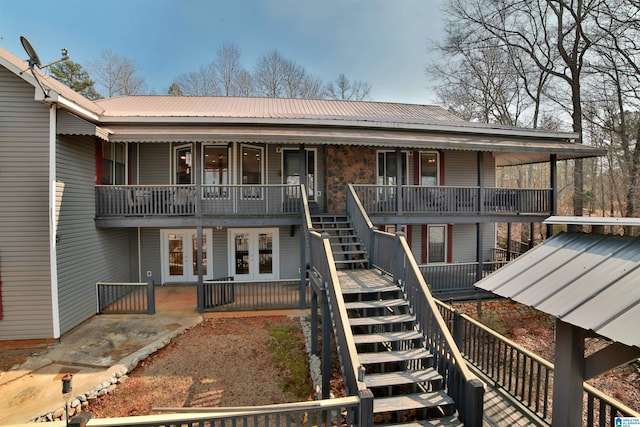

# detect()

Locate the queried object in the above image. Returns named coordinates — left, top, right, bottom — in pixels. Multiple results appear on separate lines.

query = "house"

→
left=0, top=45, right=603, bottom=342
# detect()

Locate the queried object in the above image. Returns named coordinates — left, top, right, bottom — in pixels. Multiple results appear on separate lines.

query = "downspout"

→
left=48, top=104, right=61, bottom=339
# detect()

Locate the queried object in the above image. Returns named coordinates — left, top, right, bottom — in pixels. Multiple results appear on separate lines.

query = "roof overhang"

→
left=102, top=124, right=603, bottom=165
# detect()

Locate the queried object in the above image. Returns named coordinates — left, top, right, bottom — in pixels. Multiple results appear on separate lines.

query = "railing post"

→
left=358, top=388, right=374, bottom=426
left=147, top=278, right=155, bottom=315
left=311, top=291, right=318, bottom=356
left=464, top=378, right=485, bottom=427
left=321, top=285, right=331, bottom=400
left=453, top=310, right=463, bottom=348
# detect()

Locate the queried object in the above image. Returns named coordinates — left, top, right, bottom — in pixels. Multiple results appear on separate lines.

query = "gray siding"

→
left=279, top=225, right=302, bottom=279
left=56, top=135, right=135, bottom=334
left=140, top=228, right=162, bottom=282
left=443, top=150, right=478, bottom=186
left=138, top=144, right=171, bottom=184
left=0, top=67, right=54, bottom=340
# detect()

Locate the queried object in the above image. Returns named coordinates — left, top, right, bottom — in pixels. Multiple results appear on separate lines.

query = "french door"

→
left=161, top=229, right=212, bottom=283
left=228, top=228, right=279, bottom=280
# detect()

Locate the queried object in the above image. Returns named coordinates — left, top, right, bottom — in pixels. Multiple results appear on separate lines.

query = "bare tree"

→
left=440, top=0, right=610, bottom=220
left=253, top=50, right=324, bottom=99
left=325, top=74, right=372, bottom=101
left=88, top=50, right=148, bottom=97
left=173, top=63, right=220, bottom=96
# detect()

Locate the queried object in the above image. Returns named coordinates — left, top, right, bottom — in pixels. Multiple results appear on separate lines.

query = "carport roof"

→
left=475, top=223, right=640, bottom=348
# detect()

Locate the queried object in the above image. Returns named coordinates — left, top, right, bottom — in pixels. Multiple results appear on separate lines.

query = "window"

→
left=283, top=148, right=316, bottom=200
left=203, top=145, right=230, bottom=198
left=420, top=152, right=439, bottom=186
left=377, top=151, right=407, bottom=186
left=174, top=144, right=193, bottom=184
left=241, top=145, right=264, bottom=198
left=101, top=142, right=126, bottom=185
left=427, top=225, right=446, bottom=263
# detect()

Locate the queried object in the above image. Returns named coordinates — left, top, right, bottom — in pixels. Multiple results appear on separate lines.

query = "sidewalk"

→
left=0, top=286, right=203, bottom=425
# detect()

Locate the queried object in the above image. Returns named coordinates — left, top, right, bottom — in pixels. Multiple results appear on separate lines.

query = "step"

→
left=335, top=259, right=369, bottom=265
left=353, top=330, right=423, bottom=345
left=373, top=391, right=455, bottom=414
left=377, top=415, right=463, bottom=426
left=344, top=299, right=408, bottom=310
left=341, top=284, right=401, bottom=295
left=358, top=348, right=432, bottom=365
left=364, top=369, right=442, bottom=389
left=349, top=314, right=415, bottom=327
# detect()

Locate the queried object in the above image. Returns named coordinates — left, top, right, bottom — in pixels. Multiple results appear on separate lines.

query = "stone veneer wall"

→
left=324, top=145, right=376, bottom=214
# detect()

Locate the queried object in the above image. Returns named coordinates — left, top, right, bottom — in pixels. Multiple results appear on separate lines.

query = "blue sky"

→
left=0, top=0, right=445, bottom=104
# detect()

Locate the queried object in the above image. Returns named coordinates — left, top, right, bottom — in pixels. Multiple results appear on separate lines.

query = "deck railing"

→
left=419, top=261, right=508, bottom=296
left=351, top=184, right=552, bottom=216
left=346, top=184, right=484, bottom=426
left=84, top=397, right=361, bottom=426
left=96, top=280, right=155, bottom=314
left=436, top=301, right=640, bottom=426
left=95, top=184, right=302, bottom=217
left=202, top=279, right=310, bottom=311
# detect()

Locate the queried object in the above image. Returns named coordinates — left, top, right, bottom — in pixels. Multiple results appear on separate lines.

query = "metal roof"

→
left=476, top=232, right=640, bottom=348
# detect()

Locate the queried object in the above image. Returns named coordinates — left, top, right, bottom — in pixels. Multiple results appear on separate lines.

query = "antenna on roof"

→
left=19, top=36, right=69, bottom=98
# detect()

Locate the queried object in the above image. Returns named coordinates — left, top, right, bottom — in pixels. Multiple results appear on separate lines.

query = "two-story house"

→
left=0, top=46, right=602, bottom=342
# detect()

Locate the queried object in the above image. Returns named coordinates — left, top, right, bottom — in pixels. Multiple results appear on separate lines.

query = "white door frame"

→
left=228, top=228, right=279, bottom=280
left=161, top=229, right=213, bottom=283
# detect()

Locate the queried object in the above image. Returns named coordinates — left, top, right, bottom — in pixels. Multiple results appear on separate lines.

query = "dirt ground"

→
left=2, top=308, right=638, bottom=418
left=87, top=315, right=311, bottom=418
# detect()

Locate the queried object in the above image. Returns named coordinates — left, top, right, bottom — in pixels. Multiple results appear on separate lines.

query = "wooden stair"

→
left=311, top=215, right=369, bottom=269
left=339, top=270, right=461, bottom=425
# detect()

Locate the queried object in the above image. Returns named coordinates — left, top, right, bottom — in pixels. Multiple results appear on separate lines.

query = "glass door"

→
left=161, top=229, right=212, bottom=283
left=283, top=149, right=316, bottom=200
left=229, top=228, right=279, bottom=280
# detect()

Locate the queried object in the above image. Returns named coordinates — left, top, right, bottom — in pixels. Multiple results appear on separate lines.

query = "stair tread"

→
left=359, top=348, right=432, bottom=364
left=345, top=299, right=408, bottom=309
left=353, top=330, right=423, bottom=344
left=377, top=416, right=463, bottom=427
left=335, top=259, right=369, bottom=264
left=341, top=284, right=401, bottom=294
left=365, top=369, right=442, bottom=388
left=349, top=314, right=415, bottom=326
left=373, top=391, right=455, bottom=414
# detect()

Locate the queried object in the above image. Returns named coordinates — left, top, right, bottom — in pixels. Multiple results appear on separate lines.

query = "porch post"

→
left=506, top=223, right=512, bottom=261
left=299, top=144, right=307, bottom=309
left=311, top=291, right=318, bottom=355
left=548, top=154, right=557, bottom=237
left=395, top=147, right=403, bottom=219
left=476, top=152, right=484, bottom=281
left=477, top=151, right=484, bottom=215
left=196, top=225, right=204, bottom=312
left=551, top=320, right=586, bottom=427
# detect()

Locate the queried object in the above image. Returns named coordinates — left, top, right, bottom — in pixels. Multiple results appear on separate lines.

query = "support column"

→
left=196, top=225, right=204, bottom=312
left=548, top=154, right=557, bottom=237
left=396, top=147, right=403, bottom=220
left=299, top=144, right=307, bottom=309
left=551, top=320, right=586, bottom=427
left=506, top=223, right=512, bottom=261
left=311, top=292, right=318, bottom=355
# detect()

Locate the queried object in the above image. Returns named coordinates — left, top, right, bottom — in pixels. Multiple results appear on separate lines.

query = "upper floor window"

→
left=203, top=145, right=230, bottom=185
left=377, top=151, right=407, bottom=186
left=174, top=144, right=193, bottom=184
left=420, top=152, right=439, bottom=186
left=101, top=141, right=126, bottom=185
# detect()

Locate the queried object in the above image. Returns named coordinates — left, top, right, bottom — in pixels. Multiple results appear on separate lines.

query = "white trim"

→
left=418, top=151, right=440, bottom=186
left=240, top=144, right=264, bottom=185
left=48, top=105, right=61, bottom=338
left=173, top=143, right=194, bottom=184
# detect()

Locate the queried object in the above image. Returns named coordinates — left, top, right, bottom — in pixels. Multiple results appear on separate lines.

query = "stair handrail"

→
left=308, top=229, right=374, bottom=424
left=346, top=184, right=484, bottom=427
left=300, top=184, right=314, bottom=234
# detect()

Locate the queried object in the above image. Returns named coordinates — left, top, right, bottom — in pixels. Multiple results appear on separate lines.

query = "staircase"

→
left=340, top=270, right=462, bottom=426
left=311, top=215, right=369, bottom=269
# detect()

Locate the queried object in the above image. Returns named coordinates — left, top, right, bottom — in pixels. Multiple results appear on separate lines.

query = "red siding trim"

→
left=447, top=225, right=453, bottom=263
left=421, top=225, right=428, bottom=263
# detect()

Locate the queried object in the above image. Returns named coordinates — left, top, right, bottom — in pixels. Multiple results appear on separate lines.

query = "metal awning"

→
left=475, top=230, right=640, bottom=348
left=102, top=125, right=603, bottom=166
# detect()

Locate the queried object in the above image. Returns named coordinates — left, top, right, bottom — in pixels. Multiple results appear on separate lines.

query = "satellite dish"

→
left=20, top=36, right=41, bottom=68
left=19, top=36, right=69, bottom=98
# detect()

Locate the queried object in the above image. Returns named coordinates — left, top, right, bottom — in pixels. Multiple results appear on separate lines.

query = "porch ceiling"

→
left=103, top=125, right=603, bottom=166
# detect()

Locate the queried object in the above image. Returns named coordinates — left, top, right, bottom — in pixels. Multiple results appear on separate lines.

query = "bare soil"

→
left=87, top=315, right=312, bottom=418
